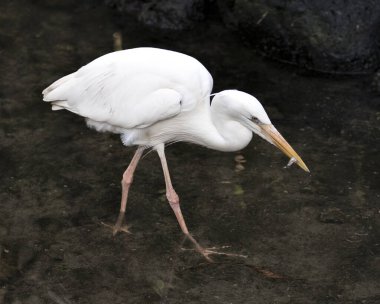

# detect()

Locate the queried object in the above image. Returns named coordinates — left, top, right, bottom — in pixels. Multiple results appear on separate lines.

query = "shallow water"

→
left=0, top=1, right=379, bottom=303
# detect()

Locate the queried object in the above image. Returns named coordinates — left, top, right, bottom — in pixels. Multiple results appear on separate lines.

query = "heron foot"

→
left=100, top=212, right=132, bottom=235
left=183, top=234, right=248, bottom=262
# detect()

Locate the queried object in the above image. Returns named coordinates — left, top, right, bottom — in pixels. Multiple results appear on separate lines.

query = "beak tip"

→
left=261, top=124, right=310, bottom=174
left=298, top=162, right=310, bottom=173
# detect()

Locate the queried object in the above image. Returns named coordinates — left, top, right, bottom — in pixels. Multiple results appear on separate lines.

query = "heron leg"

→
left=156, top=144, right=215, bottom=262
left=113, top=146, right=144, bottom=235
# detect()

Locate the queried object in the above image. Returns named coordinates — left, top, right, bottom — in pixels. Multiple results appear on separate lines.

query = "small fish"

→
left=284, top=157, right=297, bottom=169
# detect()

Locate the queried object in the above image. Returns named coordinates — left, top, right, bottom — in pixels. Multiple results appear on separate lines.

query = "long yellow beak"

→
left=261, top=124, right=310, bottom=172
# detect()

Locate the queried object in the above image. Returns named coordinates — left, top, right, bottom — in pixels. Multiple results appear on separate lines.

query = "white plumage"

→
left=43, top=48, right=216, bottom=148
left=43, top=47, right=309, bottom=260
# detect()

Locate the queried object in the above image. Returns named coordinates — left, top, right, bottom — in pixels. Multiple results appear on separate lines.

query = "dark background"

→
left=0, top=1, right=379, bottom=303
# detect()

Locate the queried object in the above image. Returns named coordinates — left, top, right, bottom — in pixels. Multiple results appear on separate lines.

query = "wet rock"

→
left=218, top=0, right=380, bottom=74
left=319, top=207, right=346, bottom=224
left=234, top=154, right=246, bottom=172
left=106, top=0, right=206, bottom=30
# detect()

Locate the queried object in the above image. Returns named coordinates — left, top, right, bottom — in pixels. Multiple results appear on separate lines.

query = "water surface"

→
left=0, top=1, right=379, bottom=303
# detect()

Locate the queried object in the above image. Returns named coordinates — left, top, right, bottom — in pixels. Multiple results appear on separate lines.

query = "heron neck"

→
left=152, top=100, right=253, bottom=152
left=206, top=109, right=252, bottom=152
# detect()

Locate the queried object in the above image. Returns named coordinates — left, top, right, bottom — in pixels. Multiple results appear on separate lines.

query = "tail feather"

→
left=42, top=72, right=75, bottom=101
left=50, top=100, right=70, bottom=111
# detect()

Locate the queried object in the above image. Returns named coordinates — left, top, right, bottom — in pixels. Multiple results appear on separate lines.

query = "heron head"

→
left=213, top=90, right=309, bottom=172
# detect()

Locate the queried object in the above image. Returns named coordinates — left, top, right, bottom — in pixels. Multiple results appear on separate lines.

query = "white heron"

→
left=43, top=47, right=309, bottom=259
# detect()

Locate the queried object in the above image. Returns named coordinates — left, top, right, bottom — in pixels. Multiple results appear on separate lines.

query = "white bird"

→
left=43, top=47, right=309, bottom=260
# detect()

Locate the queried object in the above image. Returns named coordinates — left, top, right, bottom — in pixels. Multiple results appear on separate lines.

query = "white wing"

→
left=42, top=48, right=213, bottom=130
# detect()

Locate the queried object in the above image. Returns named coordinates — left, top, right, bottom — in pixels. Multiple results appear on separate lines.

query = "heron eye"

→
left=251, top=116, right=260, bottom=124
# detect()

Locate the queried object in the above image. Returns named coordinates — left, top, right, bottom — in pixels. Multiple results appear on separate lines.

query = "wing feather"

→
left=42, top=48, right=213, bottom=130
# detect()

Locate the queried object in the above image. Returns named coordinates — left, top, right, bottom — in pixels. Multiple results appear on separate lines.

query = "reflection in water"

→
left=150, top=237, right=186, bottom=298
left=148, top=235, right=287, bottom=300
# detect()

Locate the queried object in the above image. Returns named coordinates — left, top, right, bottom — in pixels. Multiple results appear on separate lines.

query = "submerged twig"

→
left=113, top=31, right=123, bottom=51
